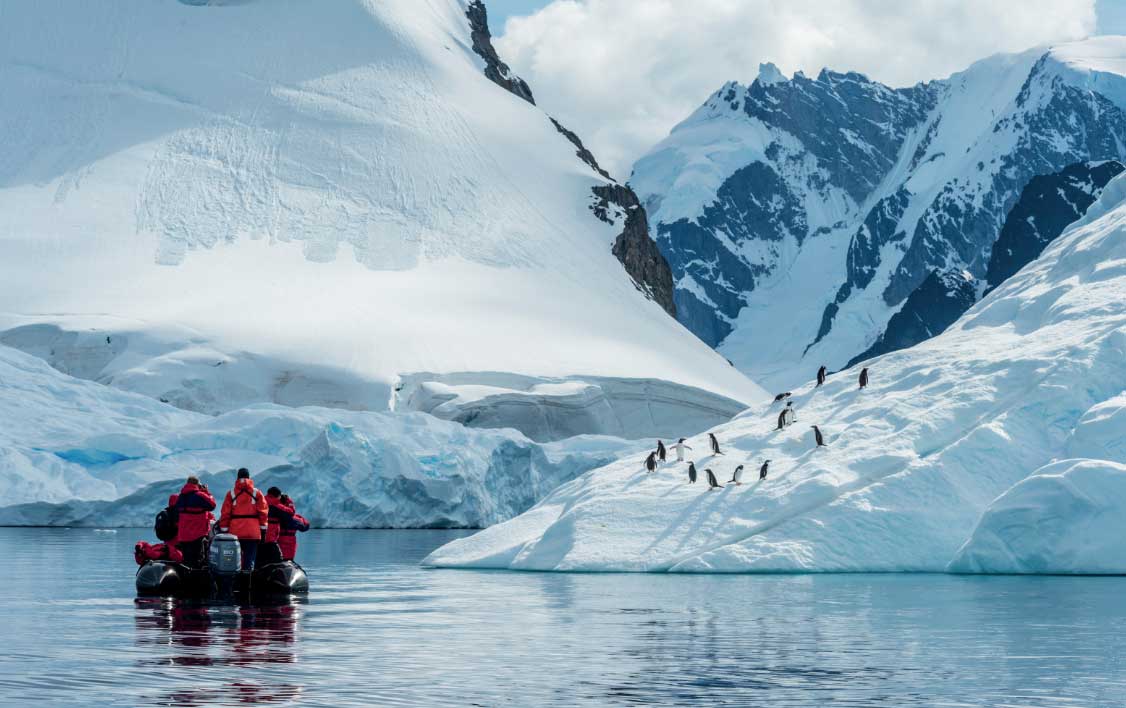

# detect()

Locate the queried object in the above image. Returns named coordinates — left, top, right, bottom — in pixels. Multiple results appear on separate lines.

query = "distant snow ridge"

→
left=631, top=38, right=1126, bottom=391
left=425, top=173, right=1126, bottom=573
left=0, top=343, right=637, bottom=526
left=0, top=0, right=758, bottom=427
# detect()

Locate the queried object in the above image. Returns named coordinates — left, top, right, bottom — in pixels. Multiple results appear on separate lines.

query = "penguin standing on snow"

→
left=706, top=468, right=724, bottom=490
left=759, top=460, right=770, bottom=480
left=688, top=461, right=698, bottom=484
left=811, top=425, right=826, bottom=447
left=708, top=433, right=723, bottom=455
left=645, top=451, right=657, bottom=473
left=656, top=440, right=667, bottom=463
left=773, top=391, right=792, bottom=403
left=676, top=438, right=692, bottom=462
left=816, top=365, right=827, bottom=387
left=728, top=464, right=745, bottom=485
left=859, top=367, right=870, bottom=389
left=776, top=407, right=787, bottom=431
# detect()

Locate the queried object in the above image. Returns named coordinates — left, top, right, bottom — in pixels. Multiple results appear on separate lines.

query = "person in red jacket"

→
left=219, top=468, right=269, bottom=570
left=278, top=494, right=310, bottom=562
left=174, top=476, right=216, bottom=568
left=259, top=487, right=294, bottom=565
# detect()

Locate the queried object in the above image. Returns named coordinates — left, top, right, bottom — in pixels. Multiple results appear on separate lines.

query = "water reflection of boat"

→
left=134, top=598, right=306, bottom=704
left=135, top=560, right=309, bottom=599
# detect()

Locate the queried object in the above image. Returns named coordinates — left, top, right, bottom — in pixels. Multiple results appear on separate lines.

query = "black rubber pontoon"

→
left=135, top=560, right=212, bottom=597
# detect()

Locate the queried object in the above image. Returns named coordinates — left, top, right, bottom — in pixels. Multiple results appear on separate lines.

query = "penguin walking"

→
left=709, top=433, right=723, bottom=455
left=645, top=451, right=657, bottom=474
left=759, top=460, right=770, bottom=480
left=811, top=425, right=826, bottom=447
left=656, top=439, right=667, bottom=463
left=688, top=461, right=698, bottom=484
left=773, top=391, right=792, bottom=403
left=728, top=464, right=744, bottom=485
left=776, top=401, right=796, bottom=430
left=816, top=365, right=827, bottom=387
left=676, top=438, right=692, bottom=462
left=705, top=468, right=724, bottom=490
left=859, top=367, right=869, bottom=389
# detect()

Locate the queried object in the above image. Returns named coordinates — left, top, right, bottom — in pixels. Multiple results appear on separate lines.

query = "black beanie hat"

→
left=237, top=468, right=250, bottom=479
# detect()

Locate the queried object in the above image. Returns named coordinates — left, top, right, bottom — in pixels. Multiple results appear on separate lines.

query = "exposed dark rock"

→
left=551, top=118, right=611, bottom=180
left=847, top=269, right=976, bottom=367
left=464, top=2, right=676, bottom=320
left=593, top=184, right=677, bottom=317
left=465, top=1, right=535, bottom=105
left=985, top=160, right=1125, bottom=291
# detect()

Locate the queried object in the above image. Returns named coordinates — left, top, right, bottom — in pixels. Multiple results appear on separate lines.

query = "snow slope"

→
left=426, top=173, right=1126, bottom=572
left=631, top=39, right=1126, bottom=391
left=0, top=343, right=637, bottom=526
left=0, top=0, right=759, bottom=416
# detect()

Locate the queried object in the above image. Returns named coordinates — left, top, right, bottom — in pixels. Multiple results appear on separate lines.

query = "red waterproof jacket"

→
left=265, top=494, right=295, bottom=543
left=219, top=478, right=269, bottom=540
left=174, top=483, right=217, bottom=543
left=135, top=541, right=184, bottom=565
left=280, top=513, right=309, bottom=561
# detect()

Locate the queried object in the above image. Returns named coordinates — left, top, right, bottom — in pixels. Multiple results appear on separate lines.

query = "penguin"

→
left=811, top=425, right=826, bottom=447
left=784, top=401, right=796, bottom=426
left=728, top=464, right=744, bottom=485
left=816, top=365, right=827, bottom=387
left=709, top=433, right=723, bottom=455
left=645, top=451, right=657, bottom=473
left=676, top=438, right=692, bottom=462
left=773, top=391, right=792, bottom=403
left=776, top=408, right=787, bottom=431
left=656, top=439, right=667, bottom=462
left=706, top=468, right=724, bottom=490
left=759, top=460, right=770, bottom=480
left=688, top=461, right=698, bottom=484
left=859, top=367, right=869, bottom=389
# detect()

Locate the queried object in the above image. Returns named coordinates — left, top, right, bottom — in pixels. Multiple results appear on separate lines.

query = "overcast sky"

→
left=484, top=0, right=1122, bottom=178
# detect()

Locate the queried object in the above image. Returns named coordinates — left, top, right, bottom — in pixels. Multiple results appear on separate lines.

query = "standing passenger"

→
left=174, top=476, right=216, bottom=568
left=219, top=468, right=268, bottom=571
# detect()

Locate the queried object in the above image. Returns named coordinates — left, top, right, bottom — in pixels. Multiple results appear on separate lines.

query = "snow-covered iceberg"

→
left=396, top=372, right=746, bottom=442
left=948, top=459, right=1126, bottom=574
left=425, top=173, right=1126, bottom=572
left=0, top=343, right=637, bottom=526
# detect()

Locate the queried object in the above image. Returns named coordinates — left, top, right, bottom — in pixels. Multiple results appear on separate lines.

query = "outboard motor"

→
left=209, top=533, right=241, bottom=597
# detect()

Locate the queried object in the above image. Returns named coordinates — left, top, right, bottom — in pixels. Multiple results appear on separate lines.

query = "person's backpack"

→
left=154, top=505, right=179, bottom=542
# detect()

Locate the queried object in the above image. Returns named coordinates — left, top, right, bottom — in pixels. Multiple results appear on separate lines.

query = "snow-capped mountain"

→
left=0, top=0, right=759, bottom=422
left=631, top=37, right=1126, bottom=391
left=425, top=171, right=1126, bottom=573
left=849, top=158, right=1125, bottom=366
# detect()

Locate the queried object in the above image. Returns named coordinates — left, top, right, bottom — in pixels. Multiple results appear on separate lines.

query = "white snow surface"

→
left=0, top=342, right=638, bottom=526
left=396, top=371, right=747, bottom=442
left=425, top=175, right=1126, bottom=572
left=0, top=0, right=760, bottom=413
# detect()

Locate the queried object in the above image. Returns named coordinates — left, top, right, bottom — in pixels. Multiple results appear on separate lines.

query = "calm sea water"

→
left=1, top=528, right=1125, bottom=707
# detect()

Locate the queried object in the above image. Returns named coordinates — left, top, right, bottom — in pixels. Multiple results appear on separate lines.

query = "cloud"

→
left=496, top=0, right=1097, bottom=177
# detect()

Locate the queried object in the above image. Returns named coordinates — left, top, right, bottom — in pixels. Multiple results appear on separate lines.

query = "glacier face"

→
left=0, top=0, right=760, bottom=416
left=0, top=343, right=638, bottom=527
left=631, top=40, right=1126, bottom=391
left=425, top=173, right=1126, bottom=573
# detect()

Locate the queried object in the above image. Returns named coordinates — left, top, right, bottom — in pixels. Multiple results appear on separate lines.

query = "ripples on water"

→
left=1, top=528, right=1125, bottom=707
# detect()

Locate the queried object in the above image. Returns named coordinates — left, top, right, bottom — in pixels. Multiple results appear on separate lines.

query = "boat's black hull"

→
left=135, top=560, right=309, bottom=599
